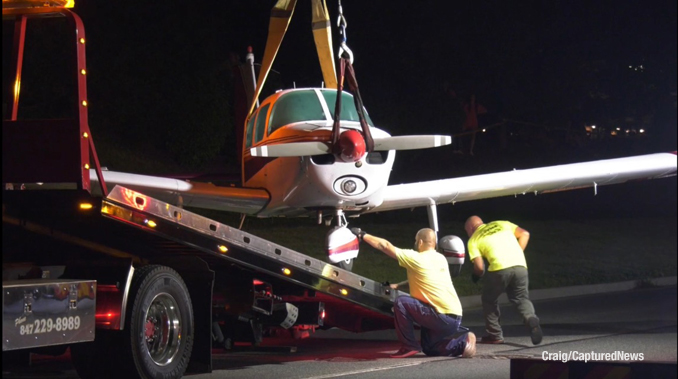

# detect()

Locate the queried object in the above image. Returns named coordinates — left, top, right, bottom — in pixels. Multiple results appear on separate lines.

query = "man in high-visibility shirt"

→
left=351, top=227, right=476, bottom=358
left=465, top=216, right=543, bottom=345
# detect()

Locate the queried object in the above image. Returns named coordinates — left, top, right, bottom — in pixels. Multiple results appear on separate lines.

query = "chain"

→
left=336, top=0, right=353, bottom=63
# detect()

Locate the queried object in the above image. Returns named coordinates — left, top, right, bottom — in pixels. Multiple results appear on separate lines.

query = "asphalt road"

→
left=3, top=286, right=676, bottom=379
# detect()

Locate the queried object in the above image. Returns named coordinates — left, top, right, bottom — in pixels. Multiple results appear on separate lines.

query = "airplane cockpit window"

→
left=320, top=90, right=374, bottom=126
left=245, top=113, right=256, bottom=148
left=254, top=104, right=270, bottom=144
left=268, top=90, right=325, bottom=135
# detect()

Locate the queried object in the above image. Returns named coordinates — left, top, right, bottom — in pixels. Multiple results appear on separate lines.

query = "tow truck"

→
left=2, top=2, right=402, bottom=378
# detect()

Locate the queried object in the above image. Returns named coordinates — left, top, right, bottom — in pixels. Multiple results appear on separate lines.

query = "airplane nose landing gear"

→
left=325, top=209, right=358, bottom=271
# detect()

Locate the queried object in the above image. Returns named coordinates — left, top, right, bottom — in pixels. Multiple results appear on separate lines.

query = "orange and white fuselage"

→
left=241, top=88, right=395, bottom=217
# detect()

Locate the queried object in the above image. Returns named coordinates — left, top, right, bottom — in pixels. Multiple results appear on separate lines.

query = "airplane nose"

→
left=337, top=130, right=366, bottom=162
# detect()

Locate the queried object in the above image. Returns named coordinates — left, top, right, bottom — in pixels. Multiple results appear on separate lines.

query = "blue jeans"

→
left=393, top=295, right=469, bottom=356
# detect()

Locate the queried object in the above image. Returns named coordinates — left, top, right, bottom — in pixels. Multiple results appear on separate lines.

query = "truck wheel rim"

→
left=144, top=292, right=182, bottom=366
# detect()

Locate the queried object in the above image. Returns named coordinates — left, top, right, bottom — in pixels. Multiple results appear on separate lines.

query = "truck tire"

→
left=72, top=266, right=194, bottom=379
left=122, top=265, right=194, bottom=379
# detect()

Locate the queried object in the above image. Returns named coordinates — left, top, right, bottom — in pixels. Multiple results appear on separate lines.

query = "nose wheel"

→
left=336, top=258, right=354, bottom=271
left=324, top=209, right=356, bottom=272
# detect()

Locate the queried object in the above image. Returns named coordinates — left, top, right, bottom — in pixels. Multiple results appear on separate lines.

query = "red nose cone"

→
left=338, top=130, right=366, bottom=162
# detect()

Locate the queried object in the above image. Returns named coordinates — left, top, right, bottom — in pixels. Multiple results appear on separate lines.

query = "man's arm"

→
left=390, top=280, right=409, bottom=290
left=472, top=257, right=485, bottom=277
left=514, top=226, right=530, bottom=251
left=363, top=234, right=399, bottom=260
left=470, top=257, right=485, bottom=283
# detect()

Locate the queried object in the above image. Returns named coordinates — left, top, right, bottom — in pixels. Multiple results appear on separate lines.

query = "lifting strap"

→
left=311, top=0, right=338, bottom=89
left=248, top=0, right=297, bottom=118
left=248, top=0, right=337, bottom=118
left=331, top=55, right=375, bottom=153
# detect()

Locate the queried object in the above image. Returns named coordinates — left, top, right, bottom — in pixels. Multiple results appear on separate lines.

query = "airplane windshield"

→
left=320, top=90, right=374, bottom=126
left=268, top=90, right=325, bottom=135
left=268, top=90, right=375, bottom=136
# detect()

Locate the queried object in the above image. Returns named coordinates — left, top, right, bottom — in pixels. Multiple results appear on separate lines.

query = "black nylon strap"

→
left=332, top=55, right=375, bottom=153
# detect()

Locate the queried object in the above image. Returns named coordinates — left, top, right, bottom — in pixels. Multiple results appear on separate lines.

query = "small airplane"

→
left=88, top=83, right=678, bottom=272
left=88, top=0, right=678, bottom=273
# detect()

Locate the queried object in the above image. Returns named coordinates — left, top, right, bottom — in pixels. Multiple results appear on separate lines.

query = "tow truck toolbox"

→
left=2, top=279, right=96, bottom=351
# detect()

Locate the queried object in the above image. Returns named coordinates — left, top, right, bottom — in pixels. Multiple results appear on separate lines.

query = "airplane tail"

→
left=231, top=58, right=254, bottom=165
left=231, top=50, right=258, bottom=168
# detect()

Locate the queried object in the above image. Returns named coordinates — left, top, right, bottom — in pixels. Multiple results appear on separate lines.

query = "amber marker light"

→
left=79, top=203, right=93, bottom=210
left=83, top=132, right=89, bottom=138
left=218, top=245, right=228, bottom=253
left=84, top=163, right=90, bottom=169
left=145, top=220, right=157, bottom=228
left=340, top=289, right=348, bottom=296
left=282, top=268, right=292, bottom=276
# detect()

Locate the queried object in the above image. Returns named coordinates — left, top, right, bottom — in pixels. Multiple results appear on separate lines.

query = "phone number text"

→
left=18, top=316, right=81, bottom=335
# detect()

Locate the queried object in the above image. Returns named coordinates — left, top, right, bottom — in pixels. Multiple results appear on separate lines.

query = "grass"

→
left=95, top=138, right=677, bottom=297
left=191, top=209, right=677, bottom=297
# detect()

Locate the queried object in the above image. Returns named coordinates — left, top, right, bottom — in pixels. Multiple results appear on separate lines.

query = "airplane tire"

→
left=121, top=265, right=194, bottom=379
left=335, top=258, right=354, bottom=271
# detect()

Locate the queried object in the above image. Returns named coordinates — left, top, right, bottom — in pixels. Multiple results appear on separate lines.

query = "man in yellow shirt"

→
left=465, top=215, right=542, bottom=345
left=351, top=227, right=476, bottom=358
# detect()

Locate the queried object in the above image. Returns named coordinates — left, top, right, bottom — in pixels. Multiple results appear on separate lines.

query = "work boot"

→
left=462, top=332, right=476, bottom=358
left=528, top=316, right=542, bottom=345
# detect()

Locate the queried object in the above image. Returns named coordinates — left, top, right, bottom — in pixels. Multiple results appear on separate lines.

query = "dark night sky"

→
left=4, top=0, right=676, bottom=217
left=70, top=0, right=677, bottom=137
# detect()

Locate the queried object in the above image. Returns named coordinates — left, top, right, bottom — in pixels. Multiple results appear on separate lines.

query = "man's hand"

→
left=471, top=273, right=482, bottom=284
left=350, top=227, right=366, bottom=241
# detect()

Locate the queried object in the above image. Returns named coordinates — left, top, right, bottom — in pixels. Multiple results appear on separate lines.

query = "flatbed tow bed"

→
left=2, top=2, right=396, bottom=378
left=3, top=184, right=398, bottom=377
left=99, top=185, right=397, bottom=323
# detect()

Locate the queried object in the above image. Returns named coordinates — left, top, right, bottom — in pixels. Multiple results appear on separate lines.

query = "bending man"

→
left=352, top=227, right=476, bottom=358
left=465, top=216, right=542, bottom=345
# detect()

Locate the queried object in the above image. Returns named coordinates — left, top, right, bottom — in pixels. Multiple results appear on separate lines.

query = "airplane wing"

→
left=366, top=152, right=677, bottom=213
left=89, top=170, right=269, bottom=215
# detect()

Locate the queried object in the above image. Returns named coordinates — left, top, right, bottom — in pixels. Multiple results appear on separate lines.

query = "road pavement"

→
left=5, top=282, right=675, bottom=379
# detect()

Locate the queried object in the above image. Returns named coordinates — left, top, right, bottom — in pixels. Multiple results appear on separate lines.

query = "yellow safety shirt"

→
left=467, top=221, right=527, bottom=272
left=395, top=248, right=463, bottom=316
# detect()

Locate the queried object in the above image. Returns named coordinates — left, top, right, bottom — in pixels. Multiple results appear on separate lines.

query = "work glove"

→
left=471, top=273, right=482, bottom=284
left=350, top=227, right=366, bottom=241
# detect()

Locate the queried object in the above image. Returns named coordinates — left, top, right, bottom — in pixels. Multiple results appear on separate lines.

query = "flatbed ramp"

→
left=102, top=185, right=397, bottom=331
